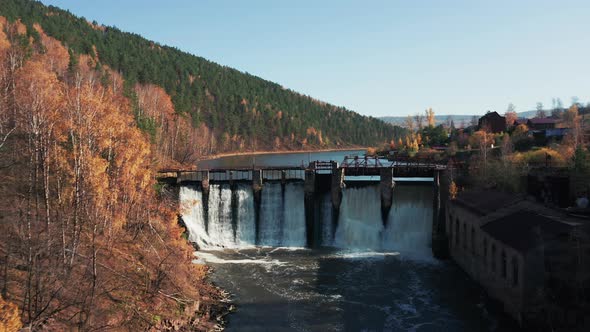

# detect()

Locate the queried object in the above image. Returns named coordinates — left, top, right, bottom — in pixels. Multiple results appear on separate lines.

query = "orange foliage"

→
left=0, top=296, right=22, bottom=332
left=33, top=23, right=69, bottom=74
left=0, top=18, right=10, bottom=54
left=14, top=20, right=26, bottom=35
left=0, top=19, right=224, bottom=331
left=135, top=83, right=175, bottom=122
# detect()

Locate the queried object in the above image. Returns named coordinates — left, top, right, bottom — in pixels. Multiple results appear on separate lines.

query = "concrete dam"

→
left=160, top=158, right=448, bottom=256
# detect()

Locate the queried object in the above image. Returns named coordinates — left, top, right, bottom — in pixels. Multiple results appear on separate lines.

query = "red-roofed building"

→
left=527, top=118, right=559, bottom=130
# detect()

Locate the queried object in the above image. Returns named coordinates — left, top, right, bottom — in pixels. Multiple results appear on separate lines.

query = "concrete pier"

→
left=331, top=162, right=344, bottom=210
left=431, top=170, right=449, bottom=258
left=304, top=169, right=317, bottom=247
left=379, top=167, right=395, bottom=226
left=200, top=171, right=210, bottom=234
left=331, top=162, right=344, bottom=237
left=252, top=169, right=263, bottom=244
left=229, top=171, right=235, bottom=188
left=200, top=170, right=210, bottom=195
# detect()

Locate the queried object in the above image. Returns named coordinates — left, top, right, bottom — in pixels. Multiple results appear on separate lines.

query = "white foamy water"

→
left=208, top=184, right=236, bottom=247
left=193, top=251, right=285, bottom=266
left=383, top=186, right=434, bottom=256
left=179, top=185, right=209, bottom=247
left=180, top=182, right=434, bottom=260
left=333, top=186, right=384, bottom=249
left=235, top=184, right=256, bottom=245
left=282, top=183, right=307, bottom=246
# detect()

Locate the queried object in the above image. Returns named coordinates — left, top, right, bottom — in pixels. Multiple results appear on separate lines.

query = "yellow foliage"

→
left=513, top=148, right=566, bottom=166
left=426, top=108, right=435, bottom=127
left=0, top=18, right=10, bottom=54
left=449, top=181, right=458, bottom=200
left=512, top=124, right=529, bottom=138
left=0, top=296, right=22, bottom=332
left=33, top=24, right=70, bottom=74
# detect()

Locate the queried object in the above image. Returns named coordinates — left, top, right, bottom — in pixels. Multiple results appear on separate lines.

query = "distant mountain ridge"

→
left=380, top=111, right=538, bottom=127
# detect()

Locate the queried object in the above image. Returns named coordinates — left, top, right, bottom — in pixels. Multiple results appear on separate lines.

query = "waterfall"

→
left=382, top=185, right=433, bottom=255
left=179, top=181, right=433, bottom=253
left=259, top=183, right=306, bottom=247
left=235, top=184, right=256, bottom=246
left=282, top=183, right=306, bottom=247
left=179, top=185, right=210, bottom=248
left=207, top=184, right=236, bottom=247
left=259, top=183, right=284, bottom=246
left=333, top=186, right=384, bottom=249
left=179, top=184, right=256, bottom=248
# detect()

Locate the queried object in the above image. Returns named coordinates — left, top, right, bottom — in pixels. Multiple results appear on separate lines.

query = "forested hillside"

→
left=0, top=0, right=405, bottom=164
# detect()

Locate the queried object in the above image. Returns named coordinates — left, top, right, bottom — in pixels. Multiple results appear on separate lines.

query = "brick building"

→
left=446, top=190, right=589, bottom=329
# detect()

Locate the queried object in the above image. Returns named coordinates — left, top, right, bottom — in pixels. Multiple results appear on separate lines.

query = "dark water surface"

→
left=196, top=249, right=518, bottom=332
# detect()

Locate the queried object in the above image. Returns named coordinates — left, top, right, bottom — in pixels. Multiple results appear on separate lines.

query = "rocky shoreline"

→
left=151, top=265, right=235, bottom=331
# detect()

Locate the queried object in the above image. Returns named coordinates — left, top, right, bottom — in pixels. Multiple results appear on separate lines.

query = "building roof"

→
left=527, top=118, right=559, bottom=125
left=481, top=210, right=574, bottom=252
left=454, top=190, right=522, bottom=216
left=480, top=111, right=504, bottom=119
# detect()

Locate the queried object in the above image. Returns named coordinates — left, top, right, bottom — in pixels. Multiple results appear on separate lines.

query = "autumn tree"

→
left=425, top=108, right=435, bottom=127
left=414, top=113, right=424, bottom=130
left=563, top=104, right=583, bottom=151
left=536, top=102, right=546, bottom=118
left=404, top=115, right=414, bottom=131
left=470, top=130, right=493, bottom=168
left=500, top=134, right=513, bottom=163
left=551, top=97, right=564, bottom=118
left=505, top=103, right=517, bottom=126
left=0, top=295, right=22, bottom=332
left=0, top=21, right=225, bottom=331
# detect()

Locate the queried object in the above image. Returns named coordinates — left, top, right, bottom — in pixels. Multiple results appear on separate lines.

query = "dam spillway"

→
left=179, top=181, right=437, bottom=254
left=172, top=159, right=447, bottom=255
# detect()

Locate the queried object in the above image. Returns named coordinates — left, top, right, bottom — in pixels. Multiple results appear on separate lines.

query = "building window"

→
left=512, top=257, right=519, bottom=287
left=455, top=219, right=459, bottom=246
left=463, top=223, right=467, bottom=249
left=448, top=214, right=453, bottom=244
left=483, top=238, right=488, bottom=267
left=501, top=251, right=507, bottom=279
left=471, top=227, right=476, bottom=254
left=491, top=244, right=496, bottom=272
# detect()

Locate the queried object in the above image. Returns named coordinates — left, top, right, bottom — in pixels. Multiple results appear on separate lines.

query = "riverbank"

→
left=198, top=146, right=368, bottom=162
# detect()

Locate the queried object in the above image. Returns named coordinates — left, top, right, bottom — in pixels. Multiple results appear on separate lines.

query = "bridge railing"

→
left=341, top=155, right=386, bottom=168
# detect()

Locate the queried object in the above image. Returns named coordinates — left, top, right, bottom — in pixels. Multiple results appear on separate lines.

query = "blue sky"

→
left=40, top=0, right=590, bottom=117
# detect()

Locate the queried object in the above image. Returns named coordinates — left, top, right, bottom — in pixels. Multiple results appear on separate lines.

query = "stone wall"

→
left=447, top=203, right=529, bottom=325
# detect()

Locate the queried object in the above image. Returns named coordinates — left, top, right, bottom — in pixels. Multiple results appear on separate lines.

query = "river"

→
left=185, top=150, right=518, bottom=331
left=196, top=149, right=367, bottom=169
